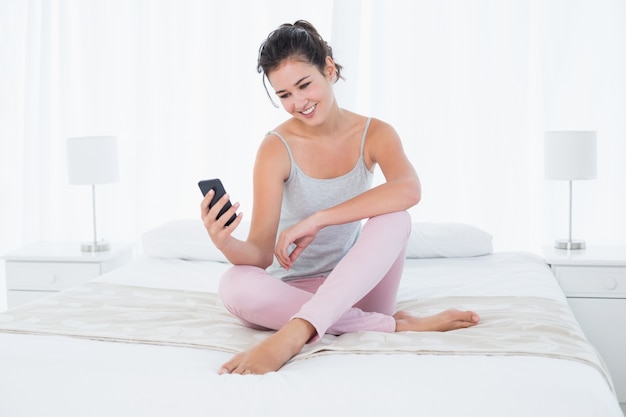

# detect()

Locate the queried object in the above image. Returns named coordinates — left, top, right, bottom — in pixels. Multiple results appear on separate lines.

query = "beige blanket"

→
left=0, top=282, right=613, bottom=390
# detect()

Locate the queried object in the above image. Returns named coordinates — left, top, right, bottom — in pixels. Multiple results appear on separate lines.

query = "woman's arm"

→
left=201, top=134, right=289, bottom=268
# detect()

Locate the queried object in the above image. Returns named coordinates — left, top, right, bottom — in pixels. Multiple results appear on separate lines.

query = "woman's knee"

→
left=366, top=211, right=412, bottom=240
left=218, top=265, right=264, bottom=308
left=387, top=210, right=411, bottom=227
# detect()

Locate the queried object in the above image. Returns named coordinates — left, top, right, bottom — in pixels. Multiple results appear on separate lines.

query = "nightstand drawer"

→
left=6, top=261, right=101, bottom=291
left=553, top=265, right=626, bottom=297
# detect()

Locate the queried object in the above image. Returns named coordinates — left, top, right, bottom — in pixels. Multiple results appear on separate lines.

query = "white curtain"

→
left=1, top=0, right=625, bottom=257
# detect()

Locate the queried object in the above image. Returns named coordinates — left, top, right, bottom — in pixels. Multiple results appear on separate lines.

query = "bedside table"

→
left=544, top=245, right=626, bottom=411
left=2, top=242, right=134, bottom=308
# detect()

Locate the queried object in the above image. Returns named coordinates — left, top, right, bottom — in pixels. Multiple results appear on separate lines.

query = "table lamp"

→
left=67, top=136, right=119, bottom=252
left=544, top=130, right=597, bottom=250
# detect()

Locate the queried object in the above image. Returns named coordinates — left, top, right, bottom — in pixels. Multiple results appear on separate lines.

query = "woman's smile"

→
left=301, top=104, right=316, bottom=117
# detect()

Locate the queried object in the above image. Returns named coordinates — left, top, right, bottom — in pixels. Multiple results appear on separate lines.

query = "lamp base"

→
left=81, top=241, right=111, bottom=252
left=554, top=239, right=586, bottom=250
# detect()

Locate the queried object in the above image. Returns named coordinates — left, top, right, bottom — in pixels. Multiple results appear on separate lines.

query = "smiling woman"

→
left=198, top=20, right=478, bottom=375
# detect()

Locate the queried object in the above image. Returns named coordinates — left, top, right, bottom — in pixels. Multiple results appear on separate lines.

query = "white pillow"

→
left=142, top=219, right=492, bottom=261
left=406, top=222, right=493, bottom=258
left=141, top=219, right=249, bottom=262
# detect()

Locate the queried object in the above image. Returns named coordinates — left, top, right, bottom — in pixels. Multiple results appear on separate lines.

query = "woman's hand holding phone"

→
left=199, top=179, right=241, bottom=248
left=198, top=179, right=238, bottom=226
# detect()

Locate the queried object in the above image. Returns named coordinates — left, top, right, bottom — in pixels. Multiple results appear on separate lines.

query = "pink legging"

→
left=218, top=211, right=411, bottom=340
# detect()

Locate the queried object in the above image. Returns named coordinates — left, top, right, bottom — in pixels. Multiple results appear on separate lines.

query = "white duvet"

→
left=0, top=252, right=622, bottom=417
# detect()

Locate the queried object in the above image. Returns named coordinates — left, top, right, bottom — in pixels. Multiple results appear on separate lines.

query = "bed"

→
left=0, top=220, right=622, bottom=417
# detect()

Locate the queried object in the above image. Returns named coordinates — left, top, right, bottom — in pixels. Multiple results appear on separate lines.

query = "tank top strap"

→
left=267, top=130, right=294, bottom=161
left=267, top=130, right=296, bottom=179
left=360, top=117, right=372, bottom=157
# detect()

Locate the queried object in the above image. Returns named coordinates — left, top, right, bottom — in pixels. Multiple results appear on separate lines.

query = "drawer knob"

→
left=604, top=278, right=618, bottom=291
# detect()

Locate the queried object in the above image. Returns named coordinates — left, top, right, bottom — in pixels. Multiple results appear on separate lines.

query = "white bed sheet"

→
left=0, top=252, right=622, bottom=417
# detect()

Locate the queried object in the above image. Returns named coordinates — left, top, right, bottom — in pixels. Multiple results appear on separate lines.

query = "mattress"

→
left=0, top=226, right=622, bottom=417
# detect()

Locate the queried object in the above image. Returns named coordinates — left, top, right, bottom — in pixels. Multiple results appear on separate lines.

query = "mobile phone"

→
left=198, top=178, right=237, bottom=227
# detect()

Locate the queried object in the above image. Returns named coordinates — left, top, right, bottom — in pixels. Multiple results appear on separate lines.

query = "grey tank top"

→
left=266, top=117, right=374, bottom=281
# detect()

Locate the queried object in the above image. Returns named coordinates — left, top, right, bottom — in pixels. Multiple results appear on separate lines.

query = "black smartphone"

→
left=198, top=178, right=237, bottom=227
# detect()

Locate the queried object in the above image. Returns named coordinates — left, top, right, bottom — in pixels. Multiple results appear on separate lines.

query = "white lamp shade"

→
left=67, top=136, right=119, bottom=185
left=544, top=131, right=597, bottom=180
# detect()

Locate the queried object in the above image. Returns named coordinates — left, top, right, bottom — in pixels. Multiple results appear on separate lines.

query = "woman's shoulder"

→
left=255, top=132, right=292, bottom=181
left=361, top=116, right=403, bottom=166
left=360, top=116, right=398, bottom=141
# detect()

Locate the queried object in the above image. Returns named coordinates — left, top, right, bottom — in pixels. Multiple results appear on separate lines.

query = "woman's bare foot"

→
left=393, top=309, right=480, bottom=332
left=219, top=311, right=477, bottom=374
left=218, top=318, right=316, bottom=375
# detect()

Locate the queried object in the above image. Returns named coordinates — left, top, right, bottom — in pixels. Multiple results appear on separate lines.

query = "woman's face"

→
left=267, top=58, right=335, bottom=125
